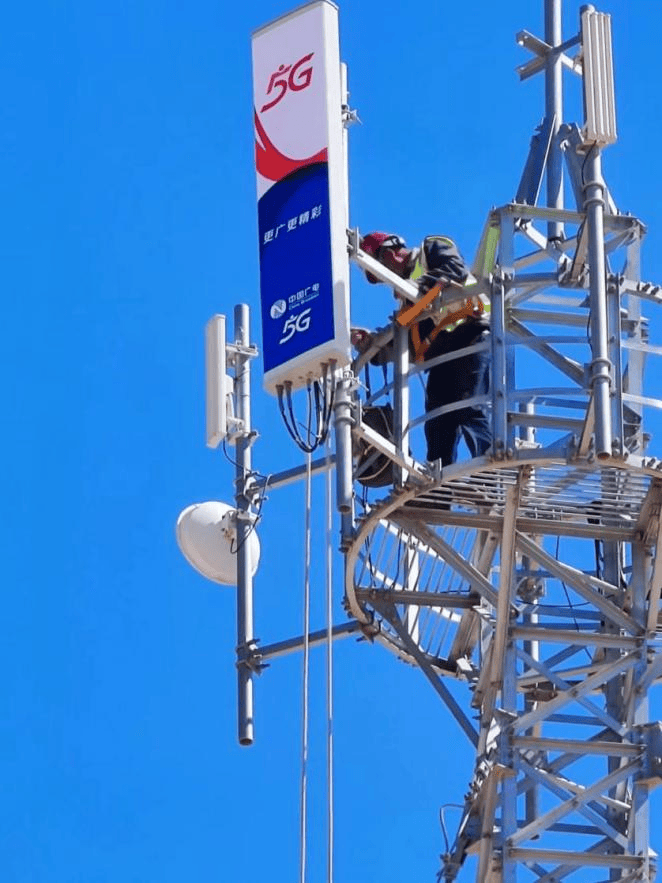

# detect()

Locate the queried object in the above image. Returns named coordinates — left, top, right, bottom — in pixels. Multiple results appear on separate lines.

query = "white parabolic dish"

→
left=176, top=501, right=260, bottom=585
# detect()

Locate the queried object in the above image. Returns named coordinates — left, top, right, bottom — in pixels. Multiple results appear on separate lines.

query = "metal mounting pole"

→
left=583, top=147, right=613, bottom=458
left=337, top=62, right=355, bottom=537
left=234, top=303, right=255, bottom=746
left=334, top=375, right=354, bottom=518
left=545, top=0, right=564, bottom=241
left=393, top=320, right=410, bottom=486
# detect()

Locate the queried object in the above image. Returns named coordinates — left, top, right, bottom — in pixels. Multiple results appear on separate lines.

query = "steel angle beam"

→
left=353, top=417, right=427, bottom=483
left=512, top=413, right=584, bottom=432
left=639, top=652, right=662, bottom=692
left=508, top=317, right=585, bottom=384
left=514, top=763, right=633, bottom=851
left=565, top=220, right=589, bottom=283
left=486, top=482, right=520, bottom=697
left=449, top=532, right=500, bottom=663
left=512, top=757, right=637, bottom=847
left=510, top=308, right=589, bottom=326
left=542, top=728, right=639, bottom=779
left=370, top=597, right=478, bottom=747
left=514, top=625, right=640, bottom=649
left=516, top=532, right=642, bottom=635
left=471, top=212, right=500, bottom=281
left=516, top=115, right=556, bottom=207
left=354, top=587, right=477, bottom=611
left=511, top=843, right=637, bottom=872
left=633, top=479, right=662, bottom=546
left=514, top=735, right=640, bottom=756
left=509, top=846, right=643, bottom=870
left=515, top=30, right=581, bottom=81
left=253, top=454, right=335, bottom=491
left=256, top=620, right=363, bottom=662
left=516, top=220, right=550, bottom=251
left=393, top=515, right=499, bottom=608
left=514, top=650, right=641, bottom=736
left=519, top=761, right=634, bottom=821
left=577, top=392, right=595, bottom=456
left=619, top=277, right=662, bottom=307
left=515, top=647, right=636, bottom=737
left=502, top=202, right=583, bottom=224
left=476, top=764, right=512, bottom=883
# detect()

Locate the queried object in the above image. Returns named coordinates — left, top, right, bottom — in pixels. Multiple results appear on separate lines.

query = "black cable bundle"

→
left=277, top=364, right=336, bottom=453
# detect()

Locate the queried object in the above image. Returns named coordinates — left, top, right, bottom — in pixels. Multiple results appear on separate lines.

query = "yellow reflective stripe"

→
left=424, top=235, right=455, bottom=250
left=471, top=218, right=500, bottom=279
left=408, top=240, right=491, bottom=336
left=410, top=257, right=424, bottom=281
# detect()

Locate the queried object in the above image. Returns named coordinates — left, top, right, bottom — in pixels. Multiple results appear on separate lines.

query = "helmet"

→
left=360, top=231, right=406, bottom=283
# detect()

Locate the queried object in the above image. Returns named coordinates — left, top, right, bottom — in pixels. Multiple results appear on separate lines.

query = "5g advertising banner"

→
left=252, top=1, right=350, bottom=393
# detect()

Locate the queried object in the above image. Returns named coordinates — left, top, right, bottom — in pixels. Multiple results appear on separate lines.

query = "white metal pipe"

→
left=583, top=148, right=613, bottom=457
left=234, top=303, right=255, bottom=746
left=545, top=0, right=564, bottom=240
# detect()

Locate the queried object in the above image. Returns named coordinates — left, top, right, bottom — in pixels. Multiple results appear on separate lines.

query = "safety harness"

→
left=396, top=236, right=490, bottom=363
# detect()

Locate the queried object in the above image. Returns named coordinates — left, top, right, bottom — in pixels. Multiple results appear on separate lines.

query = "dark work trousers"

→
left=424, top=327, right=491, bottom=466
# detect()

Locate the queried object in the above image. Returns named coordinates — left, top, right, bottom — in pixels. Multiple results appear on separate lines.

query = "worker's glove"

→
left=417, top=269, right=449, bottom=296
left=350, top=327, right=374, bottom=353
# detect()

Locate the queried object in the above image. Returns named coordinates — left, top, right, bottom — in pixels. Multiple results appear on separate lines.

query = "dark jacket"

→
left=413, top=236, right=489, bottom=363
left=368, top=235, right=488, bottom=366
left=417, top=235, right=468, bottom=285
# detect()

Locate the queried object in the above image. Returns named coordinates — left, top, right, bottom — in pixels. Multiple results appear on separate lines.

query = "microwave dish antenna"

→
left=176, top=501, right=260, bottom=586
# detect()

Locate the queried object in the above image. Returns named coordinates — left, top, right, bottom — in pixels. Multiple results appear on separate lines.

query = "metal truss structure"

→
left=342, top=3, right=662, bottom=881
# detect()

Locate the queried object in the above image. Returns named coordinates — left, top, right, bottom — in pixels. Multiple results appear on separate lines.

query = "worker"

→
left=357, top=231, right=491, bottom=467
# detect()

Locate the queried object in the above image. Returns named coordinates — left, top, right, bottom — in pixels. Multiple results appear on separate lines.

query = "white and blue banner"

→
left=252, top=1, right=350, bottom=393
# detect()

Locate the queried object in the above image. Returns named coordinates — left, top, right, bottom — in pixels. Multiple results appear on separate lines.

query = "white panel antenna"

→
left=205, top=315, right=237, bottom=448
left=251, top=1, right=351, bottom=394
left=581, top=6, right=617, bottom=146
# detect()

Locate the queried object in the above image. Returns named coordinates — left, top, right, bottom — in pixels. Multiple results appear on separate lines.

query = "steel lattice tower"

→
left=343, top=3, right=662, bottom=881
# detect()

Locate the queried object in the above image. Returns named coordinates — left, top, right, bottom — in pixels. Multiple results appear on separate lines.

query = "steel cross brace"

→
left=369, top=596, right=479, bottom=748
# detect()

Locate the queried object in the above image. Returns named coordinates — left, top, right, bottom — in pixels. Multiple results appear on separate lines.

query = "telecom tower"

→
left=177, top=2, right=662, bottom=881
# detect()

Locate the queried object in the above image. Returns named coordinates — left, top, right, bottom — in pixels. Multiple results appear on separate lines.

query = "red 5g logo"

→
left=260, top=52, right=314, bottom=113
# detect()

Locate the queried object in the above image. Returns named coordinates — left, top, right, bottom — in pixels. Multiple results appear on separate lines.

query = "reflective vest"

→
left=405, top=236, right=490, bottom=362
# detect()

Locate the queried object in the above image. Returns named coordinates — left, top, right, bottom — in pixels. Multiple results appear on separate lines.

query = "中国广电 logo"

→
left=270, top=299, right=287, bottom=319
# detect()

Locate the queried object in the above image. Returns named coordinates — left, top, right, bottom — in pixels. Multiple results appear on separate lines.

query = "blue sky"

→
left=3, top=1, right=662, bottom=881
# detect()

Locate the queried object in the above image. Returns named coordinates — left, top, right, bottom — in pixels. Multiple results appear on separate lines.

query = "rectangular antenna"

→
left=252, top=1, right=351, bottom=394
left=205, top=314, right=227, bottom=448
left=581, top=7, right=617, bottom=147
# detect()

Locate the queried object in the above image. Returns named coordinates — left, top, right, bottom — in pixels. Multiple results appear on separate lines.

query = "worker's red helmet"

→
left=360, top=231, right=406, bottom=283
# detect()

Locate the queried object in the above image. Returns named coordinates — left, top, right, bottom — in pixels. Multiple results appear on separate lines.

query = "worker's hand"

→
left=351, top=327, right=374, bottom=353
left=417, top=269, right=448, bottom=296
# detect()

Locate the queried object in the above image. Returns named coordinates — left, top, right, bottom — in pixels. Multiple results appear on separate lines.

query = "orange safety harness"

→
left=396, top=280, right=486, bottom=363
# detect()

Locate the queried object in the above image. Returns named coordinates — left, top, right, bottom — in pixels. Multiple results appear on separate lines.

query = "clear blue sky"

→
left=3, top=1, right=662, bottom=881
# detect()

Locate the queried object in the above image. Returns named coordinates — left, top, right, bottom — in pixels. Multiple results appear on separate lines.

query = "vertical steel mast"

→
left=345, top=2, right=662, bottom=881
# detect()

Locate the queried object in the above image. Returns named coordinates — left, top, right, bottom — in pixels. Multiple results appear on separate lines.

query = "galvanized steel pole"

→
left=333, top=377, right=354, bottom=517
left=393, top=320, right=410, bottom=485
left=234, top=303, right=255, bottom=745
left=583, top=148, right=613, bottom=458
left=545, top=0, right=564, bottom=240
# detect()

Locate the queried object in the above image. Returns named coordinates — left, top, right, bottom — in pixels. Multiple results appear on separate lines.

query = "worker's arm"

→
left=423, top=236, right=470, bottom=284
